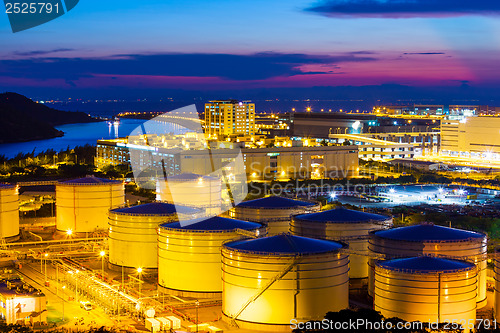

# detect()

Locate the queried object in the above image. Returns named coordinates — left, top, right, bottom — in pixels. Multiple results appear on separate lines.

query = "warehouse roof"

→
left=373, top=224, right=484, bottom=242
left=295, top=207, right=390, bottom=223
left=224, top=234, right=344, bottom=255
left=237, top=196, right=316, bottom=209
left=378, top=256, right=475, bottom=273
left=111, top=202, right=199, bottom=216
left=161, top=216, right=262, bottom=231
left=59, top=176, right=121, bottom=185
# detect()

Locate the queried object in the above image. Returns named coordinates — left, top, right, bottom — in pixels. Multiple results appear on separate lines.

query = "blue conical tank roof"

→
left=224, top=234, right=344, bottom=255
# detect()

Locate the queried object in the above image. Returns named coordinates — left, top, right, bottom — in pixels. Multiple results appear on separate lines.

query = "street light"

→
left=61, top=285, right=66, bottom=321
left=100, top=251, right=106, bottom=277
left=66, top=229, right=73, bottom=236
left=44, top=253, right=48, bottom=283
left=137, top=267, right=143, bottom=295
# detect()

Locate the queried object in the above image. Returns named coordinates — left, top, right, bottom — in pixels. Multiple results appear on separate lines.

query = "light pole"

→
left=44, top=253, right=48, bottom=283
left=75, top=270, right=79, bottom=301
left=137, top=267, right=143, bottom=295
left=195, top=300, right=199, bottom=333
left=62, top=285, right=66, bottom=321
left=100, top=251, right=106, bottom=277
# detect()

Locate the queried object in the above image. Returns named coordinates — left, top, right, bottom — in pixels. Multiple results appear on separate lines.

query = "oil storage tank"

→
left=229, top=196, right=320, bottom=235
left=494, top=248, right=500, bottom=320
left=369, top=223, right=487, bottom=308
left=0, top=184, right=19, bottom=240
left=222, top=234, right=349, bottom=331
left=158, top=216, right=264, bottom=297
left=374, top=256, right=477, bottom=327
left=108, top=202, right=200, bottom=271
left=291, top=207, right=392, bottom=278
left=56, top=176, right=124, bottom=234
left=156, top=173, right=222, bottom=216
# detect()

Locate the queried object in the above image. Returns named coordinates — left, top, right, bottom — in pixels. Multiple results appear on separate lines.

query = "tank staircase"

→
left=234, top=228, right=260, bottom=238
left=230, top=257, right=301, bottom=327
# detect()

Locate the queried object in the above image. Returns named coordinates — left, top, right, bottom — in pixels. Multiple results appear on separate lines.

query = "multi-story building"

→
left=441, top=117, right=500, bottom=160
left=204, top=100, right=256, bottom=138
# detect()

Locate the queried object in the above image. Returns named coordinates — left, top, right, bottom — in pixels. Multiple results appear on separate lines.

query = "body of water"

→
left=0, top=119, right=146, bottom=158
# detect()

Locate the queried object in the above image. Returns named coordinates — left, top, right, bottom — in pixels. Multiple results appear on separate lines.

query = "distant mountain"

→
left=0, top=92, right=97, bottom=144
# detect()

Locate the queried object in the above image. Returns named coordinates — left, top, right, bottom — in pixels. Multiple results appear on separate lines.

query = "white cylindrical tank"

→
left=56, top=176, right=124, bottom=233
left=222, top=234, right=349, bottom=331
left=369, top=223, right=487, bottom=308
left=158, top=216, right=264, bottom=297
left=374, top=256, right=477, bottom=327
left=291, top=207, right=392, bottom=279
left=0, top=184, right=19, bottom=240
left=108, top=202, right=200, bottom=270
left=230, top=196, right=320, bottom=235
left=156, top=173, right=222, bottom=216
left=494, top=248, right=500, bottom=320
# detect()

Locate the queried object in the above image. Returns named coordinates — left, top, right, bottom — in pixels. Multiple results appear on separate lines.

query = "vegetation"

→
left=293, top=308, right=463, bottom=332
left=0, top=145, right=97, bottom=181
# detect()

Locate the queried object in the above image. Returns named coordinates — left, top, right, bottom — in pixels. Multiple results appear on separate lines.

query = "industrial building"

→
left=221, top=234, right=349, bottom=331
left=291, top=207, right=392, bottom=278
left=373, top=104, right=445, bottom=116
left=157, top=216, right=265, bottom=297
left=374, top=256, right=477, bottom=326
left=449, top=105, right=500, bottom=118
left=327, top=134, right=416, bottom=160
left=0, top=184, right=19, bottom=240
left=291, top=112, right=440, bottom=139
left=96, top=138, right=359, bottom=179
left=0, top=278, right=46, bottom=325
left=204, top=100, right=256, bottom=138
left=368, top=224, right=487, bottom=307
left=108, top=202, right=200, bottom=271
left=441, top=116, right=500, bottom=160
left=229, top=196, right=320, bottom=235
left=56, top=176, right=124, bottom=234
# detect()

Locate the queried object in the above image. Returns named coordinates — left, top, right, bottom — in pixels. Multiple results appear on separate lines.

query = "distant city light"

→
left=137, top=267, right=143, bottom=273
left=330, top=192, right=337, bottom=199
left=66, top=229, right=73, bottom=236
left=389, top=188, right=395, bottom=194
left=100, top=251, right=106, bottom=257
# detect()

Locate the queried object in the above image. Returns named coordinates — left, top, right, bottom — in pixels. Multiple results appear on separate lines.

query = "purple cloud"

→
left=0, top=52, right=377, bottom=84
left=306, top=0, right=500, bottom=18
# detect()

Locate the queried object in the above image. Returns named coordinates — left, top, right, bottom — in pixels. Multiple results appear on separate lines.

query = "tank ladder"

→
left=230, top=256, right=301, bottom=327
left=234, top=228, right=260, bottom=238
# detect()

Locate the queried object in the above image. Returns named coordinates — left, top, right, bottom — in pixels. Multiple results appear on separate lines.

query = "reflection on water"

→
left=0, top=119, right=146, bottom=158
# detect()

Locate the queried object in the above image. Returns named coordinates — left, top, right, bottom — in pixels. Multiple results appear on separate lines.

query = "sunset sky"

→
left=1, top=0, right=500, bottom=100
